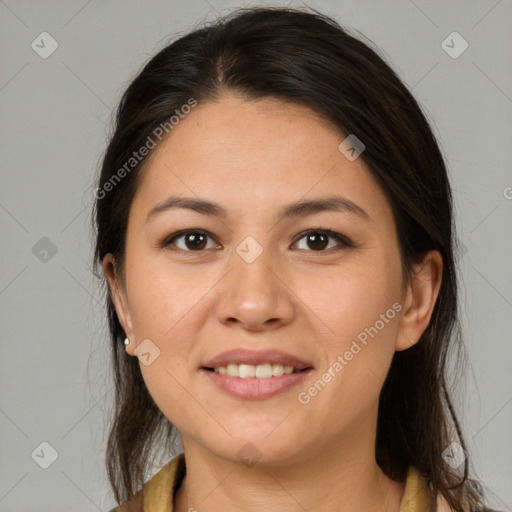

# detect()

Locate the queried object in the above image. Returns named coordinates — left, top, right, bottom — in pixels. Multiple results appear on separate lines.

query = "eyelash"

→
left=160, top=228, right=353, bottom=254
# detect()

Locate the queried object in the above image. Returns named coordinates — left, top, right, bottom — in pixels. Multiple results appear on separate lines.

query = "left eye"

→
left=161, top=229, right=352, bottom=252
left=294, top=230, right=352, bottom=252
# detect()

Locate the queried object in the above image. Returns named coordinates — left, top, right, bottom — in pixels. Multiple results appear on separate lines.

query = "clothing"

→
left=108, top=453, right=496, bottom=512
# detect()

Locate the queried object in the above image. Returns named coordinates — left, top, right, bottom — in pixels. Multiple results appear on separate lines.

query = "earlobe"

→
left=396, top=250, right=443, bottom=352
left=102, top=253, right=135, bottom=355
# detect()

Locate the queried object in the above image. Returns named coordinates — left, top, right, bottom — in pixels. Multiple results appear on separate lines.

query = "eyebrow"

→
left=146, top=195, right=370, bottom=222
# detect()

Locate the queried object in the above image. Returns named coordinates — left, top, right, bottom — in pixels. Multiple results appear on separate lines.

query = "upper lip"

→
left=202, top=349, right=313, bottom=371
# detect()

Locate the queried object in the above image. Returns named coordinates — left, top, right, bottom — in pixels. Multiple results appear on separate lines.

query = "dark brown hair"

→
left=93, top=6, right=490, bottom=510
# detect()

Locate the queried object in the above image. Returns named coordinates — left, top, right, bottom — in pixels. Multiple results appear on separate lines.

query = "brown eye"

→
left=294, top=230, right=352, bottom=252
left=163, top=230, right=220, bottom=252
left=162, top=228, right=352, bottom=254
left=305, top=232, right=329, bottom=250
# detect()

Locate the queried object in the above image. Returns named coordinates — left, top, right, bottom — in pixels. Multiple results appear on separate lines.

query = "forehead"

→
left=130, top=95, right=392, bottom=226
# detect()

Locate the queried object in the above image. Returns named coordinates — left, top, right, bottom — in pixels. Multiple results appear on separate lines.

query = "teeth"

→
left=256, top=363, right=272, bottom=378
left=239, top=364, right=255, bottom=378
left=272, top=364, right=284, bottom=377
left=227, top=363, right=239, bottom=377
left=212, top=363, right=297, bottom=378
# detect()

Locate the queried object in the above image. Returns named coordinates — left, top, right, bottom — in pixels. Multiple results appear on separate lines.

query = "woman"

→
left=93, top=6, right=499, bottom=512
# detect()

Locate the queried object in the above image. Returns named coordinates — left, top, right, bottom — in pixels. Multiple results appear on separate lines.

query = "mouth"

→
left=202, top=363, right=309, bottom=378
left=200, top=349, right=314, bottom=400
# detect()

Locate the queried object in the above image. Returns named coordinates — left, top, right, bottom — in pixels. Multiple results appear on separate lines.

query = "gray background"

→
left=0, top=0, right=511, bottom=510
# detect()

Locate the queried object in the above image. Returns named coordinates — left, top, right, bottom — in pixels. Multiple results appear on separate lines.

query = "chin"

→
left=208, top=432, right=312, bottom=469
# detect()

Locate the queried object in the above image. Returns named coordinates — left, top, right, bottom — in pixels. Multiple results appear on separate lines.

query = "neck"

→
left=173, top=410, right=405, bottom=512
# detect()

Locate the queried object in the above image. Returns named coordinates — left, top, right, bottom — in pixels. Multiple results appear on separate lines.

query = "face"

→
left=105, top=94, right=441, bottom=467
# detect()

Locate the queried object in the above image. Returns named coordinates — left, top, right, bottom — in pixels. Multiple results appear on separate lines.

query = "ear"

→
left=103, top=253, right=135, bottom=356
left=396, top=250, right=443, bottom=351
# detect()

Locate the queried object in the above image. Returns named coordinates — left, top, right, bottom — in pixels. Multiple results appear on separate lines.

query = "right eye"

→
left=161, top=229, right=221, bottom=252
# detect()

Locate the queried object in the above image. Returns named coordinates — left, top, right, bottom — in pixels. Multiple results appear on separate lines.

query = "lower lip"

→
left=200, top=368, right=313, bottom=400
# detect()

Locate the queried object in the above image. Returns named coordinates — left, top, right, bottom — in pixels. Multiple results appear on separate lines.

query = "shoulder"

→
left=107, top=453, right=185, bottom=512
left=107, top=488, right=143, bottom=512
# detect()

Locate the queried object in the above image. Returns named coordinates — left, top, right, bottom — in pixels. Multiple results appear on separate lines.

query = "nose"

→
left=214, top=246, right=296, bottom=332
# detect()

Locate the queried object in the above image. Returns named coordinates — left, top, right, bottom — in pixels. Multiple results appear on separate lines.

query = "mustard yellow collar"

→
left=114, top=453, right=432, bottom=512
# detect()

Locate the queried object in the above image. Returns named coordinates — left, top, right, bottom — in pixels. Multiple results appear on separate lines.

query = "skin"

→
left=104, top=94, right=443, bottom=511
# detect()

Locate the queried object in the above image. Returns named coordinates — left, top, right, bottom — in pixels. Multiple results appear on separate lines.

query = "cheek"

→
left=301, top=257, right=401, bottom=343
left=295, top=251, right=402, bottom=400
left=124, top=255, right=215, bottom=401
left=125, top=254, right=207, bottom=341
left=124, top=257, right=207, bottom=426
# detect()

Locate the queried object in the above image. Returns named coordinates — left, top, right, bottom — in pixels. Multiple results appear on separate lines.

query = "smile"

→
left=206, top=363, right=303, bottom=378
left=200, top=366, right=313, bottom=400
